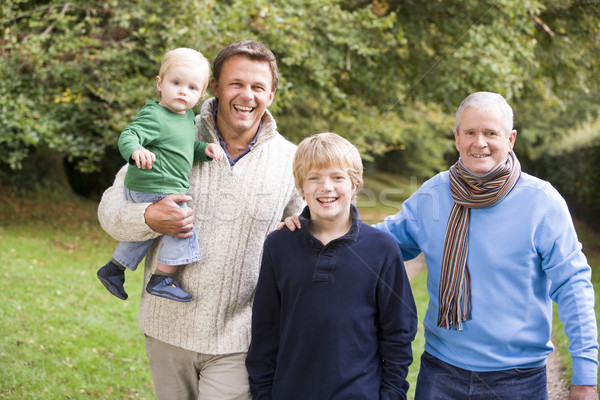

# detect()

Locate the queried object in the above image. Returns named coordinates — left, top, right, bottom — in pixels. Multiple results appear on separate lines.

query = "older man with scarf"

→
left=376, top=92, right=598, bottom=399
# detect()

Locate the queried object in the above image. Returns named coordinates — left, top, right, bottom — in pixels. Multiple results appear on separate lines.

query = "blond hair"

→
left=158, top=48, right=211, bottom=96
left=293, top=132, right=363, bottom=200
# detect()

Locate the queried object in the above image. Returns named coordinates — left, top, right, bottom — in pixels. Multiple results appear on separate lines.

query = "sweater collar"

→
left=298, top=203, right=360, bottom=245
left=211, top=100, right=262, bottom=166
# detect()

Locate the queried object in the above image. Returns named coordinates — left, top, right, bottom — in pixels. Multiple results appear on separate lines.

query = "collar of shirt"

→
left=299, top=204, right=361, bottom=246
left=212, top=103, right=262, bottom=166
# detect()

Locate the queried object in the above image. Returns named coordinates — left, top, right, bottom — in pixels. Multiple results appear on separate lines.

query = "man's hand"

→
left=569, top=385, right=599, bottom=400
left=144, top=194, right=194, bottom=238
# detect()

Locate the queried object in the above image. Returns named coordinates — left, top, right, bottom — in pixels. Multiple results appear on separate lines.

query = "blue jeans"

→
left=112, top=189, right=201, bottom=271
left=415, top=351, right=548, bottom=400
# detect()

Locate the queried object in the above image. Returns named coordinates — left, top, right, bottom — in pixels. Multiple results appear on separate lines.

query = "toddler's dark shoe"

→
left=97, top=261, right=128, bottom=300
left=146, top=275, right=192, bottom=302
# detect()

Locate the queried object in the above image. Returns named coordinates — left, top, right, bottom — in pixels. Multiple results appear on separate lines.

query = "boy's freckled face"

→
left=302, top=166, right=354, bottom=223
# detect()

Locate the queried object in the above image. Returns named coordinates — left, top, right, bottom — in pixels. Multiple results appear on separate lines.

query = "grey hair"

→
left=455, top=91, right=514, bottom=136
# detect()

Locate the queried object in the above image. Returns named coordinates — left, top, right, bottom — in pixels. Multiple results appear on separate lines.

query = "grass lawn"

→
left=0, top=171, right=597, bottom=399
left=0, top=195, right=154, bottom=399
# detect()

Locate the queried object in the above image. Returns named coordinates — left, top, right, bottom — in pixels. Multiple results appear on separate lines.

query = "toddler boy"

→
left=97, top=48, right=223, bottom=302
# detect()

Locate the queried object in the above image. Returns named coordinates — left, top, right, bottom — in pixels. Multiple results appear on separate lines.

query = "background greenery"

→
left=2, top=0, right=600, bottom=206
left=535, top=118, right=600, bottom=226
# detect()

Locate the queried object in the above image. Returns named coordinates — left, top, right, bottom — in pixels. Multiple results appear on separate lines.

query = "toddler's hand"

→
left=131, top=149, right=156, bottom=169
left=206, top=143, right=225, bottom=161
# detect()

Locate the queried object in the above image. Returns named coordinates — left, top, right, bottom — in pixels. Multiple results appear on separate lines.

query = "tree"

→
left=1, top=0, right=599, bottom=194
left=515, top=0, right=600, bottom=168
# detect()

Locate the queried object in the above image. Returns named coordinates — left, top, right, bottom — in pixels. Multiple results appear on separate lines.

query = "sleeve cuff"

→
left=571, top=357, right=598, bottom=386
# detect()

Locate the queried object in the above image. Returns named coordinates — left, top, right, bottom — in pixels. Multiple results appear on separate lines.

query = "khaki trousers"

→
left=145, top=335, right=252, bottom=400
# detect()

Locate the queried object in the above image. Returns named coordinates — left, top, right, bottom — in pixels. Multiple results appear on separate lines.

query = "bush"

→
left=535, top=118, right=600, bottom=228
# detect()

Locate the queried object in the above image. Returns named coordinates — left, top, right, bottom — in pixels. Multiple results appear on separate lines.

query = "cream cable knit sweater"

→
left=98, top=98, right=304, bottom=354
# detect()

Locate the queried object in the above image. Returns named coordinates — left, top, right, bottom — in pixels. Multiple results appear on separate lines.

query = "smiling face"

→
left=302, top=166, right=354, bottom=226
left=156, top=65, right=205, bottom=114
left=453, top=106, right=517, bottom=175
left=209, top=55, right=275, bottom=141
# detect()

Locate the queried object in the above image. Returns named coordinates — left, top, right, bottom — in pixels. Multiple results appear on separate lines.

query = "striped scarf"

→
left=438, top=151, right=521, bottom=330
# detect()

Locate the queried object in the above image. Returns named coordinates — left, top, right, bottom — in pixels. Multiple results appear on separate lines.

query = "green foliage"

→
left=2, top=0, right=600, bottom=190
left=1, top=0, right=156, bottom=173
left=535, top=117, right=600, bottom=226
left=388, top=0, right=539, bottom=104
left=372, top=101, right=455, bottom=177
left=515, top=0, right=600, bottom=161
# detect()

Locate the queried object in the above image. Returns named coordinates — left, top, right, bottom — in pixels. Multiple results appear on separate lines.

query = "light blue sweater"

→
left=376, top=170, right=598, bottom=385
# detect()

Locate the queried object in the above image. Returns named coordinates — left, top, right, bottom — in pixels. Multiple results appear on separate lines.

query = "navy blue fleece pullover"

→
left=247, top=205, right=418, bottom=399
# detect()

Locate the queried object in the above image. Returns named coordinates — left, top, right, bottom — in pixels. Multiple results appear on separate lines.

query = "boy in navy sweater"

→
left=246, top=132, right=418, bottom=399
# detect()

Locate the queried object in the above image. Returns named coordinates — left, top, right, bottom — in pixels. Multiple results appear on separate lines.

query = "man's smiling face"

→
left=453, top=106, right=516, bottom=175
left=210, top=55, right=275, bottom=140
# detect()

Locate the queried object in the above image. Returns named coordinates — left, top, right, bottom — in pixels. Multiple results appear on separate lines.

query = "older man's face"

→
left=453, top=107, right=516, bottom=175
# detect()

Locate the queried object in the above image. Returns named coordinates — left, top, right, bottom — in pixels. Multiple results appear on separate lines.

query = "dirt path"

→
left=404, top=255, right=570, bottom=398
